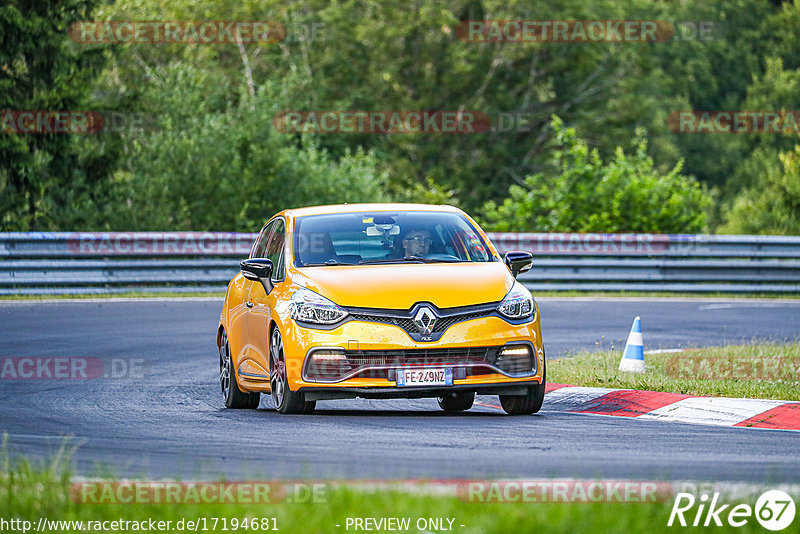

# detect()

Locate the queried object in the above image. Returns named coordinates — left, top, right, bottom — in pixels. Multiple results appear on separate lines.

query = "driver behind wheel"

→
left=401, top=228, right=432, bottom=257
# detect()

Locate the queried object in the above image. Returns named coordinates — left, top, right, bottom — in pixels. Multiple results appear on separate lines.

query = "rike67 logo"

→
left=669, top=490, right=796, bottom=531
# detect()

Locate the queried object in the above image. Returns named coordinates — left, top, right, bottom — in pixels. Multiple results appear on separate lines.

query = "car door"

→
left=243, top=218, right=286, bottom=377
left=232, top=221, right=275, bottom=377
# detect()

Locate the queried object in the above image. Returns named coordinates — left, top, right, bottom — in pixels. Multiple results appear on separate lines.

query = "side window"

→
left=273, top=248, right=285, bottom=280
left=251, top=221, right=275, bottom=259
left=265, top=219, right=286, bottom=280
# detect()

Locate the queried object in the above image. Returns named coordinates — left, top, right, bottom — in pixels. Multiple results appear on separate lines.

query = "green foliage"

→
left=388, top=177, right=458, bottom=206
left=722, top=58, right=800, bottom=194
left=2, top=0, right=800, bottom=233
left=93, top=0, right=701, bottom=213
left=85, top=67, right=387, bottom=231
left=720, top=143, right=800, bottom=235
left=481, top=117, right=711, bottom=233
left=0, top=0, right=110, bottom=230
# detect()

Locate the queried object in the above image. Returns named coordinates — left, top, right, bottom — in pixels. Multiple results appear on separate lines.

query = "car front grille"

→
left=348, top=314, right=419, bottom=333
left=430, top=311, right=494, bottom=333
left=346, top=303, right=497, bottom=338
left=346, top=346, right=493, bottom=366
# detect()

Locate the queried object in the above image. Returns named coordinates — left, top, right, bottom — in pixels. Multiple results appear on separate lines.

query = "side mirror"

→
left=504, top=251, right=533, bottom=278
left=241, top=258, right=274, bottom=294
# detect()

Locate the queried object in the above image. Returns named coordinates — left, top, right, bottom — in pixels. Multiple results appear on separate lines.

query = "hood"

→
left=293, top=262, right=514, bottom=309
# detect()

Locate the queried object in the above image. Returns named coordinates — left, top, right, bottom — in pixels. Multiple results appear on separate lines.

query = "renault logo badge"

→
left=413, top=306, right=437, bottom=335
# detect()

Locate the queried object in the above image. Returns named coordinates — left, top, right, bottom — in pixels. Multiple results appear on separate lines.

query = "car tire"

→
left=499, top=354, right=546, bottom=415
left=270, top=326, right=314, bottom=414
left=301, top=399, right=317, bottom=414
left=437, top=392, right=475, bottom=412
left=220, top=330, right=260, bottom=409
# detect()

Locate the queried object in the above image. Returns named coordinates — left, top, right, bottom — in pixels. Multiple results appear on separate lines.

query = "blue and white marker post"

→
left=618, top=316, right=645, bottom=373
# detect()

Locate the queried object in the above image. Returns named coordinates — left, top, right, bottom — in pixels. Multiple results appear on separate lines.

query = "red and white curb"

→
left=542, top=383, right=800, bottom=431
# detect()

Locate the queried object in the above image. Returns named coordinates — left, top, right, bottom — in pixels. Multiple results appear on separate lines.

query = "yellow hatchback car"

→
left=217, top=203, right=545, bottom=415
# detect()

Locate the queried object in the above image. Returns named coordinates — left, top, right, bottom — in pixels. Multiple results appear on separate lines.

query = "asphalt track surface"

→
left=1, top=297, right=799, bottom=483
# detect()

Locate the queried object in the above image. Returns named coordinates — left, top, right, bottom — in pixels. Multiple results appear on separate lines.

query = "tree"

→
left=4, top=0, right=797, bottom=233
left=481, top=116, right=711, bottom=233
left=99, top=0, right=675, bottom=212
left=86, top=66, right=388, bottom=231
left=720, top=143, right=800, bottom=235
left=0, top=0, right=109, bottom=230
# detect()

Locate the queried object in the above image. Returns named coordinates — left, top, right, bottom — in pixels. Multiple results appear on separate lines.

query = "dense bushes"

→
left=481, top=117, right=711, bottom=233
left=2, top=0, right=799, bottom=234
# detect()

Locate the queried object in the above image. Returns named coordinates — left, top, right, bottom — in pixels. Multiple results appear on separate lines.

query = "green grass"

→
left=2, top=443, right=794, bottom=534
left=550, top=343, right=800, bottom=401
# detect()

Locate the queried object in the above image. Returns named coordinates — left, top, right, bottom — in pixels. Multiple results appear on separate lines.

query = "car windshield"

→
left=293, top=211, right=495, bottom=267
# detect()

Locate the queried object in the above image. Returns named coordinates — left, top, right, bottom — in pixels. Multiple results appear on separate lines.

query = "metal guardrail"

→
left=492, top=233, right=800, bottom=293
left=1, top=232, right=799, bottom=294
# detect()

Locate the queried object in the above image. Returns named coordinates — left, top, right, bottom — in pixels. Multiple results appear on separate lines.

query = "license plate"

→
left=396, top=368, right=452, bottom=387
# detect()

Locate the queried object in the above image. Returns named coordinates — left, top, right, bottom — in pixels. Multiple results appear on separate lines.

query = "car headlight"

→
left=497, top=282, right=534, bottom=320
left=290, top=287, right=348, bottom=325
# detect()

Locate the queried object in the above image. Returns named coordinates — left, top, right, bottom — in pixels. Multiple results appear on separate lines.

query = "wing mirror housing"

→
left=241, top=258, right=274, bottom=294
left=504, top=251, right=533, bottom=278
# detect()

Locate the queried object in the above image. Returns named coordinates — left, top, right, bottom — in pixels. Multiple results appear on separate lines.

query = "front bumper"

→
left=299, top=380, right=541, bottom=401
left=281, top=314, right=544, bottom=392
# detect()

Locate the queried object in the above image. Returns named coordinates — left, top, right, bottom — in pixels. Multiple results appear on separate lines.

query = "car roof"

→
left=282, top=203, right=463, bottom=219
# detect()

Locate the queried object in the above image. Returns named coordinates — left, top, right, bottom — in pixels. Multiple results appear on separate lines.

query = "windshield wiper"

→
left=358, top=257, right=420, bottom=265
left=301, top=259, right=355, bottom=267
left=403, top=255, right=463, bottom=263
left=359, top=256, right=463, bottom=265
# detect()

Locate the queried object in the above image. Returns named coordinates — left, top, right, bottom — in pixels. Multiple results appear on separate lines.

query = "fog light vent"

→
left=495, top=345, right=534, bottom=374
left=305, top=350, right=351, bottom=380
